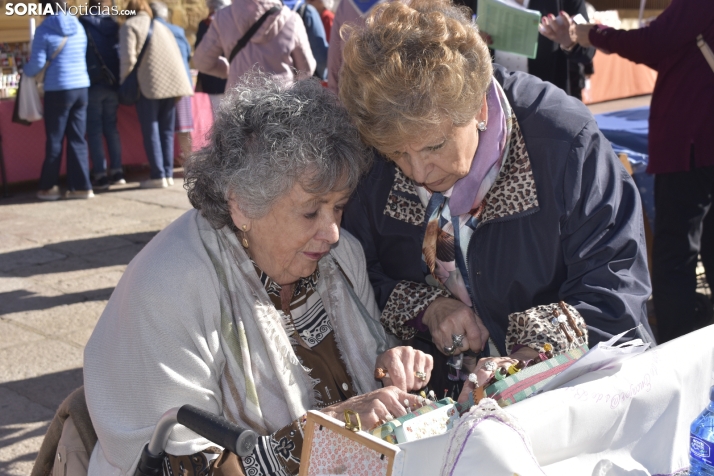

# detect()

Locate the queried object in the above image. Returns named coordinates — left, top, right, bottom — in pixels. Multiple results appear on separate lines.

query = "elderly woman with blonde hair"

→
left=83, top=76, right=432, bottom=476
left=340, top=0, right=654, bottom=397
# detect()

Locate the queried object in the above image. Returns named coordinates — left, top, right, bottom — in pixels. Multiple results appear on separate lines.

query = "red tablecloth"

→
left=0, top=92, right=214, bottom=184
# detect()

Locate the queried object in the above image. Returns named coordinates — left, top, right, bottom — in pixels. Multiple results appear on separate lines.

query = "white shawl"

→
left=84, top=210, right=389, bottom=475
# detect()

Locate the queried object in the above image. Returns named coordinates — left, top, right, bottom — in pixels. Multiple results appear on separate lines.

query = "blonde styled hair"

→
left=339, top=0, right=493, bottom=154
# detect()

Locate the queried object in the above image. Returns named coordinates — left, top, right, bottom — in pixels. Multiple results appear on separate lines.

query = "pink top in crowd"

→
left=193, top=0, right=316, bottom=90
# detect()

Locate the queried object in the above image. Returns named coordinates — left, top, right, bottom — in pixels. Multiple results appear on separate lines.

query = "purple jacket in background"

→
left=588, top=0, right=714, bottom=174
left=327, top=0, right=385, bottom=94
left=193, top=0, right=316, bottom=90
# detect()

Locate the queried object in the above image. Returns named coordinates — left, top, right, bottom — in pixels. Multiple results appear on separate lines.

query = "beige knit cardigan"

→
left=119, top=12, right=193, bottom=100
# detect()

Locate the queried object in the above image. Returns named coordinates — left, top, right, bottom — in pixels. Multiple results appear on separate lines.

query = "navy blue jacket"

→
left=343, top=66, right=653, bottom=357
left=79, top=15, right=120, bottom=88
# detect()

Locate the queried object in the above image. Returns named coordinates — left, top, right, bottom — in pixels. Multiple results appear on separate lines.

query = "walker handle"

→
left=177, top=404, right=258, bottom=457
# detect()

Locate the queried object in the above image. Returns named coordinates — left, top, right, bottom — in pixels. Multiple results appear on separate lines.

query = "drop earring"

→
left=241, top=224, right=249, bottom=248
left=477, top=121, right=487, bottom=132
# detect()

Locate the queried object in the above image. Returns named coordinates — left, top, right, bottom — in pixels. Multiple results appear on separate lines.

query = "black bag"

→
left=118, top=19, right=154, bottom=106
left=228, top=6, right=280, bottom=63
left=83, top=24, right=118, bottom=87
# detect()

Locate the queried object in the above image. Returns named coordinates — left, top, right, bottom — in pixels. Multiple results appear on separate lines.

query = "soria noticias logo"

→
left=5, top=3, right=135, bottom=15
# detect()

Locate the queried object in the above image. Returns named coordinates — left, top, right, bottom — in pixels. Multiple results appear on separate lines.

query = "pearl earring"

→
left=477, top=121, right=487, bottom=132
left=241, top=224, right=249, bottom=248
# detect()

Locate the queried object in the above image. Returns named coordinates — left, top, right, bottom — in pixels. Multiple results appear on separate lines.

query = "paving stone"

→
left=0, top=320, right=46, bottom=350
left=3, top=301, right=106, bottom=341
left=0, top=247, right=67, bottom=273
left=0, top=232, right=39, bottom=253
left=0, top=387, right=54, bottom=426
left=8, top=255, right=105, bottom=279
left=114, top=187, right=192, bottom=210
left=0, top=274, right=29, bottom=293
left=0, top=422, right=49, bottom=476
left=45, top=234, right=137, bottom=257
left=2, top=368, right=84, bottom=413
left=78, top=243, right=148, bottom=268
left=8, top=222, right=99, bottom=246
left=0, top=338, right=83, bottom=385
left=30, top=266, right=125, bottom=297
left=0, top=280, right=73, bottom=316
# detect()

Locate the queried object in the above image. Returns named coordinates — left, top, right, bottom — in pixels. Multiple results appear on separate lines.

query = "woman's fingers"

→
left=376, top=346, right=434, bottom=391
left=323, top=387, right=426, bottom=430
left=377, top=347, right=407, bottom=391
left=458, top=379, right=475, bottom=404
left=413, top=351, right=433, bottom=390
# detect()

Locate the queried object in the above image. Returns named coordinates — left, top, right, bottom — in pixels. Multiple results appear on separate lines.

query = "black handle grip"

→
left=176, top=405, right=258, bottom=457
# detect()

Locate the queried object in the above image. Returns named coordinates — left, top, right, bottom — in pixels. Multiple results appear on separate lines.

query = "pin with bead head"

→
left=469, top=373, right=484, bottom=404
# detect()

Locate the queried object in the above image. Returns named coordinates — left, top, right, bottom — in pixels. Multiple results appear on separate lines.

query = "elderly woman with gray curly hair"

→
left=82, top=76, right=432, bottom=476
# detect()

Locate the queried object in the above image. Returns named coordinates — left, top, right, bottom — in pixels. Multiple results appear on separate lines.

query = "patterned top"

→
left=163, top=262, right=357, bottom=476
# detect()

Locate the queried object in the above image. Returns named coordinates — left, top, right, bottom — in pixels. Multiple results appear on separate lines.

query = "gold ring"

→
left=415, top=371, right=427, bottom=381
left=374, top=367, right=389, bottom=380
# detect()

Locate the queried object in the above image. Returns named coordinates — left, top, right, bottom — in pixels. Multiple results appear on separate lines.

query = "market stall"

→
left=0, top=92, right=214, bottom=185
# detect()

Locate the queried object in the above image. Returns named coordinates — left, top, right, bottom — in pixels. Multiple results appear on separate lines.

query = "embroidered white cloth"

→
left=84, top=210, right=390, bottom=475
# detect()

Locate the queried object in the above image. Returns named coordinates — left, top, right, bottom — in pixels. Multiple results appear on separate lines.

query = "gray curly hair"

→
left=184, top=75, right=372, bottom=230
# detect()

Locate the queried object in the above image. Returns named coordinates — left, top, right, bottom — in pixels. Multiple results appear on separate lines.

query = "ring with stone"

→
left=483, top=360, right=497, bottom=372
left=452, top=333, right=465, bottom=349
left=415, top=370, right=427, bottom=381
left=443, top=344, right=456, bottom=355
left=374, top=367, right=390, bottom=380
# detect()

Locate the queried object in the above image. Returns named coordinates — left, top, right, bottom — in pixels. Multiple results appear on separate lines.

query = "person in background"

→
left=195, top=0, right=231, bottom=114
left=306, top=0, right=334, bottom=43
left=150, top=1, right=194, bottom=170
left=119, top=0, right=193, bottom=189
left=561, top=0, right=714, bottom=342
left=326, top=0, right=384, bottom=94
left=283, top=0, right=329, bottom=79
left=25, top=1, right=93, bottom=200
left=79, top=0, right=124, bottom=191
left=479, top=0, right=596, bottom=100
left=193, top=0, right=316, bottom=90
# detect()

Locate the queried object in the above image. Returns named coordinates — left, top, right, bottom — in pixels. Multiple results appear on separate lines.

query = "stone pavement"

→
left=0, top=175, right=192, bottom=475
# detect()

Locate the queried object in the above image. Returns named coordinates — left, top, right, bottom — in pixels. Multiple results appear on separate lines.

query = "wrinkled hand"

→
left=321, top=387, right=423, bottom=430
left=456, top=356, right=519, bottom=403
left=422, top=297, right=489, bottom=356
left=539, top=11, right=576, bottom=48
left=574, top=23, right=595, bottom=48
left=376, top=346, right=433, bottom=392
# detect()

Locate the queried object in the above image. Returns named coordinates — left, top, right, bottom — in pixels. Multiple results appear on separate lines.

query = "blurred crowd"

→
left=25, top=0, right=596, bottom=202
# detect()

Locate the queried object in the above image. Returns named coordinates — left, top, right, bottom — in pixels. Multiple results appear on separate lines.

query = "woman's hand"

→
left=422, top=297, right=489, bottom=356
left=321, top=387, right=424, bottom=430
left=574, top=23, right=596, bottom=48
left=456, top=356, right=519, bottom=403
left=375, top=346, right=434, bottom=392
left=539, top=12, right=576, bottom=48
